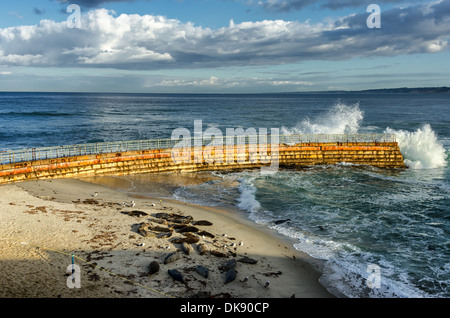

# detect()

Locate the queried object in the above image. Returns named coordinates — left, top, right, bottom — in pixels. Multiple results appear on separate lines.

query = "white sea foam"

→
left=281, top=101, right=363, bottom=135
left=236, top=177, right=261, bottom=213
left=282, top=101, right=447, bottom=170
left=385, top=124, right=448, bottom=169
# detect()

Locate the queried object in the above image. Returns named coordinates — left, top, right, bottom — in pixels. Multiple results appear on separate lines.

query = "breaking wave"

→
left=385, top=124, right=447, bottom=169
left=281, top=101, right=447, bottom=169
left=281, top=102, right=363, bottom=135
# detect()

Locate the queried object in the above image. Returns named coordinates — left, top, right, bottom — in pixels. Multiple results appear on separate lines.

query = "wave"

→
left=236, top=177, right=261, bottom=213
left=281, top=101, right=363, bottom=135
left=281, top=101, right=447, bottom=170
left=385, top=124, right=448, bottom=169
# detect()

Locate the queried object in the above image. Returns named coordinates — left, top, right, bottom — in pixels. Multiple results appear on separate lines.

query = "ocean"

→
left=0, top=91, right=448, bottom=298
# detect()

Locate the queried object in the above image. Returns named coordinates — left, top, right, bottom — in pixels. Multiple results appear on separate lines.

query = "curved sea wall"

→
left=0, top=142, right=406, bottom=184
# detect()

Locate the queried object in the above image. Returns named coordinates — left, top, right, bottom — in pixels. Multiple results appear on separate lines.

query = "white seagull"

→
left=123, top=200, right=135, bottom=207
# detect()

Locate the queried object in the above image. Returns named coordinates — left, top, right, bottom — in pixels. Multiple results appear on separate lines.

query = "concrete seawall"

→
left=0, top=142, right=406, bottom=184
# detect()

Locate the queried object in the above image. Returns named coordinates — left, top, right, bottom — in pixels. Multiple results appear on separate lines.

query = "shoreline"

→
left=0, top=177, right=334, bottom=298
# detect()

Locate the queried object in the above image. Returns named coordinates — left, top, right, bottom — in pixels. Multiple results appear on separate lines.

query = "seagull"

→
left=123, top=200, right=135, bottom=207
left=239, top=241, right=244, bottom=246
left=222, top=233, right=227, bottom=237
left=264, top=280, right=270, bottom=288
left=135, top=243, right=145, bottom=247
left=241, top=276, right=249, bottom=283
left=91, top=192, right=98, bottom=197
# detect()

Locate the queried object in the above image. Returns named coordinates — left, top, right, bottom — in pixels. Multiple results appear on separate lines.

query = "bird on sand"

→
left=264, top=280, right=270, bottom=288
left=123, top=200, right=135, bottom=207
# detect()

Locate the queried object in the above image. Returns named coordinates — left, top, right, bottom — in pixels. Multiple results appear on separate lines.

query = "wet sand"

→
left=0, top=178, right=334, bottom=298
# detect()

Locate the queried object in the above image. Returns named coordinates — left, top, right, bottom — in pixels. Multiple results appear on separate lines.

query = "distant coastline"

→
left=299, top=86, right=450, bottom=95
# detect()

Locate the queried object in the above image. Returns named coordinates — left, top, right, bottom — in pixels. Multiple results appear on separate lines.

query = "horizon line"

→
left=0, top=86, right=449, bottom=95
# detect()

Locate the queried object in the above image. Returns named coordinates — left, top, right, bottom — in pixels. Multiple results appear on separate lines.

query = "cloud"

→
left=249, top=0, right=405, bottom=12
left=56, top=0, right=146, bottom=8
left=0, top=3, right=448, bottom=71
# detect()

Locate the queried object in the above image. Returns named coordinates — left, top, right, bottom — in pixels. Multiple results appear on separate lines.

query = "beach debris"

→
left=164, top=252, right=181, bottom=264
left=237, top=256, right=258, bottom=264
left=224, top=268, right=236, bottom=284
left=168, top=269, right=185, bottom=284
left=197, top=243, right=207, bottom=255
left=193, top=220, right=213, bottom=226
left=148, top=261, right=160, bottom=275
left=180, top=242, right=192, bottom=255
left=135, top=243, right=145, bottom=247
left=195, top=265, right=209, bottom=279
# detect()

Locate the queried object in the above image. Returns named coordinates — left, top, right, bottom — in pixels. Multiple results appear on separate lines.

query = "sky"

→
left=0, top=0, right=449, bottom=93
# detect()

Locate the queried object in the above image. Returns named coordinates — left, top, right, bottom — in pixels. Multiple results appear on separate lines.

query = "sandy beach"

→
left=0, top=177, right=334, bottom=298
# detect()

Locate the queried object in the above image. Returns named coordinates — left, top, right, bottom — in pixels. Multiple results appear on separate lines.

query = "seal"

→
left=224, top=268, right=236, bottom=284
left=168, top=269, right=185, bottom=283
left=164, top=252, right=181, bottom=264
left=197, top=243, right=207, bottom=255
left=180, top=242, right=192, bottom=255
left=195, top=265, right=209, bottom=278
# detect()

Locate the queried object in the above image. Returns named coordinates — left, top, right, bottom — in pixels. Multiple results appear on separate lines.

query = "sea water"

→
left=1, top=92, right=448, bottom=297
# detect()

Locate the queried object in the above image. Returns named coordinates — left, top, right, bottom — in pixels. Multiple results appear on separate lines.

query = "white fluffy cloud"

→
left=0, top=3, right=449, bottom=71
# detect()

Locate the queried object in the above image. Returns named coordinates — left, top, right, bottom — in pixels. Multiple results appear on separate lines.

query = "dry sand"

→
left=0, top=178, right=334, bottom=298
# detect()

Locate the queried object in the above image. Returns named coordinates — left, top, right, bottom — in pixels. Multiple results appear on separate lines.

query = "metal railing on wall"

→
left=0, top=133, right=396, bottom=166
